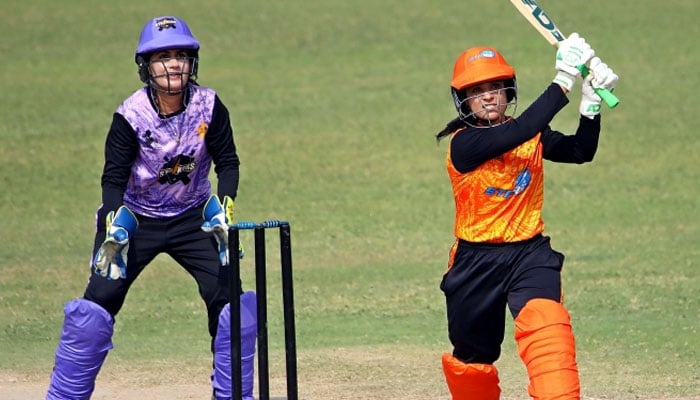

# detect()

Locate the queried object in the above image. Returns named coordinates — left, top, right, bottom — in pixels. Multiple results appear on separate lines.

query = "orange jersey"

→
left=447, top=131, right=545, bottom=243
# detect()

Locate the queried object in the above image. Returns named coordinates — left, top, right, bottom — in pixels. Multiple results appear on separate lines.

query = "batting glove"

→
left=554, top=33, right=595, bottom=91
left=201, top=194, right=242, bottom=266
left=93, top=206, right=138, bottom=280
left=580, top=57, right=619, bottom=119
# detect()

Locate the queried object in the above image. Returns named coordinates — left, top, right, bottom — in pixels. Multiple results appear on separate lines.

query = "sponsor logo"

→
left=484, top=168, right=531, bottom=198
left=158, top=154, right=196, bottom=184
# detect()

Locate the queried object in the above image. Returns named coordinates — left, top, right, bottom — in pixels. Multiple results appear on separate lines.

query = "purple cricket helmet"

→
left=135, top=16, right=199, bottom=59
left=135, top=16, right=200, bottom=86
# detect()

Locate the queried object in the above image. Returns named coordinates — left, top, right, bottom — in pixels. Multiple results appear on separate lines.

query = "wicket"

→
left=228, top=220, right=298, bottom=400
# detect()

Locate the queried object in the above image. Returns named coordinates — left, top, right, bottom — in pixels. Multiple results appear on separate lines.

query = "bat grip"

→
left=578, top=65, right=620, bottom=108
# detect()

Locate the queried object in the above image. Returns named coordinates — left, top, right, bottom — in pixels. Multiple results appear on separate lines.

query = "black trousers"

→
left=440, top=234, right=565, bottom=364
left=83, top=206, right=233, bottom=340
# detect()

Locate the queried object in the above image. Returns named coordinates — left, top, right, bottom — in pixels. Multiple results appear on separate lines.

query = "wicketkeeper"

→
left=435, top=34, right=618, bottom=399
left=46, top=16, right=256, bottom=400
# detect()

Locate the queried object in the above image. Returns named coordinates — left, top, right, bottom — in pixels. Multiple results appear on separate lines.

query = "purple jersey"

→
left=116, top=86, right=216, bottom=217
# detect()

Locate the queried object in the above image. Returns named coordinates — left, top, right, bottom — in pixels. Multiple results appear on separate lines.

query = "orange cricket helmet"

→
left=451, top=46, right=515, bottom=90
left=450, top=47, right=518, bottom=126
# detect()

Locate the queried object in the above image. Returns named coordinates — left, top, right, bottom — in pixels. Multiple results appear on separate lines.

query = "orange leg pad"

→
left=442, top=353, right=501, bottom=400
left=514, top=299, right=580, bottom=400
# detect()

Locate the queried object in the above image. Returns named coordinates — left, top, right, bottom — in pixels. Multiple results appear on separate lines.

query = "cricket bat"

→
left=509, top=0, right=619, bottom=108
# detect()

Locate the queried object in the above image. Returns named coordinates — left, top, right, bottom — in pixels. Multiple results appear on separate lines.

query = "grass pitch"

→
left=0, top=0, right=697, bottom=398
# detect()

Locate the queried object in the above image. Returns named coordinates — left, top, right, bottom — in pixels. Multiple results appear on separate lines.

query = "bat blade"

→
left=509, top=0, right=564, bottom=46
left=509, top=0, right=620, bottom=108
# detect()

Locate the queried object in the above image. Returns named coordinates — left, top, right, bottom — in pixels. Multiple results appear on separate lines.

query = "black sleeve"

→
left=99, top=113, right=138, bottom=228
left=541, top=114, right=601, bottom=163
left=451, top=83, right=569, bottom=173
left=206, top=95, right=240, bottom=200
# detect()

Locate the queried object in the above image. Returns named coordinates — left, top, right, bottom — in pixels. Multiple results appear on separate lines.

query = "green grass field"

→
left=1, top=0, right=698, bottom=399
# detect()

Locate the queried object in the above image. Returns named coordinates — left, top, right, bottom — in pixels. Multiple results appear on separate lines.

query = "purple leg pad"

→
left=46, top=298, right=114, bottom=400
left=213, top=291, right=257, bottom=400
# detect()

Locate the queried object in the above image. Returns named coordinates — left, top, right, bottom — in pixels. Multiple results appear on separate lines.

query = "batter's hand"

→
left=588, top=57, right=618, bottom=91
left=580, top=57, right=619, bottom=119
left=554, top=33, right=595, bottom=92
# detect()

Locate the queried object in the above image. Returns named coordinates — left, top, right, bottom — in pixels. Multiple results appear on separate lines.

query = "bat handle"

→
left=578, top=64, right=620, bottom=108
left=595, top=87, right=619, bottom=109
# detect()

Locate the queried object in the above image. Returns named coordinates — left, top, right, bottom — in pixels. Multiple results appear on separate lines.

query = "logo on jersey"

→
left=143, top=130, right=163, bottom=149
left=197, top=121, right=208, bottom=140
left=484, top=168, right=531, bottom=198
left=158, top=153, right=196, bottom=184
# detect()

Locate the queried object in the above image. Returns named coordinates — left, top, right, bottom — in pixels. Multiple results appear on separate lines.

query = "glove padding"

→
left=580, top=57, right=619, bottom=119
left=554, top=33, right=595, bottom=91
left=201, top=195, right=238, bottom=266
left=93, top=206, right=139, bottom=280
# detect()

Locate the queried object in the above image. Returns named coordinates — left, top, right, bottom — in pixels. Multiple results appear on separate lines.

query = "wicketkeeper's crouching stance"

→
left=435, top=33, right=618, bottom=399
left=46, top=15, right=257, bottom=400
left=47, top=200, right=257, bottom=400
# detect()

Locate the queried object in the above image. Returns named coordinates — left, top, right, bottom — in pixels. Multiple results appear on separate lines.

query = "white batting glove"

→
left=589, top=56, right=619, bottom=90
left=580, top=57, right=619, bottom=119
left=554, top=33, right=595, bottom=91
